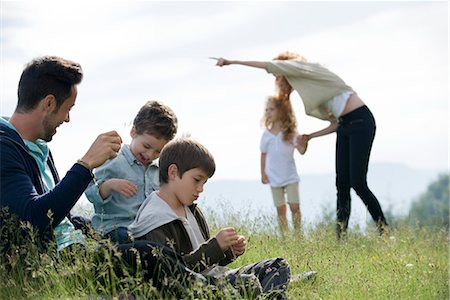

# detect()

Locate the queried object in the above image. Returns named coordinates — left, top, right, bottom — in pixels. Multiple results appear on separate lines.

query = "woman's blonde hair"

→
left=272, top=51, right=307, bottom=102
left=262, top=95, right=297, bottom=142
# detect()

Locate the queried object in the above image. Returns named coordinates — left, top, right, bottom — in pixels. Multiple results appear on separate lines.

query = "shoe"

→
left=377, top=221, right=390, bottom=236
left=290, top=271, right=317, bottom=283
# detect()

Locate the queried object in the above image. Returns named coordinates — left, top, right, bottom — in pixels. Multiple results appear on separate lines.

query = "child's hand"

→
left=215, top=227, right=239, bottom=251
left=108, top=179, right=138, bottom=198
left=261, top=173, right=269, bottom=184
left=231, top=235, right=247, bottom=257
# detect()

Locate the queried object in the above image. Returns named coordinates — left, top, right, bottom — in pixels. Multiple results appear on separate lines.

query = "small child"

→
left=129, top=138, right=291, bottom=299
left=85, top=100, right=177, bottom=243
left=260, top=96, right=306, bottom=235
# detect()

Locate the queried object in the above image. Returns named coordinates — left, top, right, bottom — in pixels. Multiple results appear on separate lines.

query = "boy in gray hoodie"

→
left=129, top=138, right=291, bottom=299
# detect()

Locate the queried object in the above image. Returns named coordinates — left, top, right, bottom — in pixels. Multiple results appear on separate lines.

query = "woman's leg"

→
left=336, top=124, right=351, bottom=238
left=347, top=107, right=388, bottom=230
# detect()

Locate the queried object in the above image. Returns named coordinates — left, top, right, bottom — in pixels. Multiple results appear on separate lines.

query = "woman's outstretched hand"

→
left=209, top=57, right=229, bottom=67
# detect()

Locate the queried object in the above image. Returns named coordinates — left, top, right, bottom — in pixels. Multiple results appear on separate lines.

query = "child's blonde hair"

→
left=262, top=96, right=297, bottom=143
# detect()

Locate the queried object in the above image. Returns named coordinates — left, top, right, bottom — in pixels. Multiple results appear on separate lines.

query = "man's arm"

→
left=0, top=131, right=121, bottom=232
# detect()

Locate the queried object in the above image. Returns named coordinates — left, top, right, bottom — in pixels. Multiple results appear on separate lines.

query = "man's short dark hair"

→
left=16, top=56, right=83, bottom=113
left=133, top=100, right=178, bottom=140
left=159, top=138, right=215, bottom=184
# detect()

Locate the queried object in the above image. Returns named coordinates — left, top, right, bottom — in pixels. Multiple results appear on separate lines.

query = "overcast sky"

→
left=1, top=1, right=448, bottom=181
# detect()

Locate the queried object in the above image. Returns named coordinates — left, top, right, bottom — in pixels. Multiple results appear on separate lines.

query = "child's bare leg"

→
left=289, top=203, right=302, bottom=234
left=276, top=204, right=288, bottom=234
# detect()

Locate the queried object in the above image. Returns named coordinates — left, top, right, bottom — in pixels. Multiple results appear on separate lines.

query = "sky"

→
left=1, top=1, right=448, bottom=182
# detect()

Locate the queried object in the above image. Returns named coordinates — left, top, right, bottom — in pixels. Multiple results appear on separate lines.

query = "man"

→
left=0, top=56, right=210, bottom=297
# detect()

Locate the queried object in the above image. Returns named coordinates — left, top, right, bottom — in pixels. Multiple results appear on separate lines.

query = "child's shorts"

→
left=270, top=182, right=300, bottom=207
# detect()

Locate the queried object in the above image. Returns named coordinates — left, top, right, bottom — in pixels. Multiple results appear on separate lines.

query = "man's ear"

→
left=41, top=94, right=57, bottom=113
left=167, top=164, right=179, bottom=181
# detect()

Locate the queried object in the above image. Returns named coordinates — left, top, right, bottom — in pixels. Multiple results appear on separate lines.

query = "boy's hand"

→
left=109, top=179, right=138, bottom=198
left=99, top=179, right=137, bottom=199
left=215, top=227, right=239, bottom=251
left=231, top=235, right=247, bottom=257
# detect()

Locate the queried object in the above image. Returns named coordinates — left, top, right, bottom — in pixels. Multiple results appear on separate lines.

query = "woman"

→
left=213, top=52, right=388, bottom=238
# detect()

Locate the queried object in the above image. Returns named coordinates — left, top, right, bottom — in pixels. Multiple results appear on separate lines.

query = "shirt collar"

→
left=0, top=116, right=15, bottom=130
left=1, top=116, right=49, bottom=163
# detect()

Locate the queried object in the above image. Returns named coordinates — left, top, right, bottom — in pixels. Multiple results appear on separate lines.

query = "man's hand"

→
left=80, top=131, right=122, bottom=169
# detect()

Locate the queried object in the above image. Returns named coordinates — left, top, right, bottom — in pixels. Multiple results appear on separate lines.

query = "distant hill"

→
left=197, top=162, right=444, bottom=230
left=72, top=162, right=443, bottom=231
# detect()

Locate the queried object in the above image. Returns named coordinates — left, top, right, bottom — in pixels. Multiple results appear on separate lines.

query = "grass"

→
left=1, top=208, right=448, bottom=300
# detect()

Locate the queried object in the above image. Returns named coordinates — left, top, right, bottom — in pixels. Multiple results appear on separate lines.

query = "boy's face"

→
left=173, top=167, right=209, bottom=206
left=130, top=127, right=168, bottom=167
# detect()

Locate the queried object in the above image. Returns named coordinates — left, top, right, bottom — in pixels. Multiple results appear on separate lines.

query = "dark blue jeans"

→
left=105, top=227, right=130, bottom=244
left=335, top=105, right=387, bottom=234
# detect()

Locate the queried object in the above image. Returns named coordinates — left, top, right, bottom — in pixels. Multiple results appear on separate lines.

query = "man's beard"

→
left=41, top=114, right=56, bottom=142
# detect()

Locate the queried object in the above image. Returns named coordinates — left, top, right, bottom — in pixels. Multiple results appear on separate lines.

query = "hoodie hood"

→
left=129, top=191, right=181, bottom=238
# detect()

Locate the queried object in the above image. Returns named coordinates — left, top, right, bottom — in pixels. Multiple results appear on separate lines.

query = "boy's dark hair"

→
left=159, top=138, right=215, bottom=184
left=133, top=100, right=178, bottom=140
left=16, top=56, right=83, bottom=113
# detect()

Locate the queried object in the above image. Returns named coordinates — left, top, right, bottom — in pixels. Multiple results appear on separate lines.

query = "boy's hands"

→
left=215, top=227, right=239, bottom=251
left=231, top=235, right=247, bottom=257
left=215, top=227, right=247, bottom=257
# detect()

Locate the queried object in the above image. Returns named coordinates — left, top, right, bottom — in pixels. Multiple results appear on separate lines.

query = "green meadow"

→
left=1, top=208, right=448, bottom=300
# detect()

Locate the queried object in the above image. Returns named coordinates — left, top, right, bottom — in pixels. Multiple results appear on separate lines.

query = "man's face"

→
left=41, top=86, right=77, bottom=142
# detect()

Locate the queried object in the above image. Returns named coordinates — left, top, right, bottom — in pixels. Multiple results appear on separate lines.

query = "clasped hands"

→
left=296, top=134, right=310, bottom=155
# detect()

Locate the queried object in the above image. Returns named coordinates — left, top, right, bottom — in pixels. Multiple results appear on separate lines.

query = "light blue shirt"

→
left=84, top=144, right=159, bottom=236
left=1, top=117, right=85, bottom=251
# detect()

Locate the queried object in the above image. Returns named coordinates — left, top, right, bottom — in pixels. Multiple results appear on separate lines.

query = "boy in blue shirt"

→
left=85, top=101, right=177, bottom=243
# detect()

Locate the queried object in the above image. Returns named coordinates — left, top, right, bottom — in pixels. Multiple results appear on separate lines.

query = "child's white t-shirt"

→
left=181, top=206, right=206, bottom=250
left=260, top=130, right=300, bottom=187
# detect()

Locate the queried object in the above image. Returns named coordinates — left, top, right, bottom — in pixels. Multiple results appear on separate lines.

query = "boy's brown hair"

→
left=133, top=100, right=178, bottom=140
left=159, top=138, right=215, bottom=184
